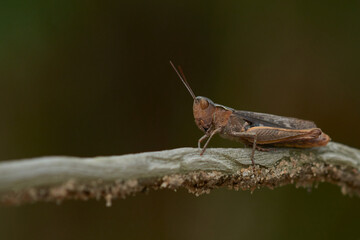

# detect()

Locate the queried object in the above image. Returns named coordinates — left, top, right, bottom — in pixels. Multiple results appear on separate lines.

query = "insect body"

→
left=170, top=61, right=331, bottom=165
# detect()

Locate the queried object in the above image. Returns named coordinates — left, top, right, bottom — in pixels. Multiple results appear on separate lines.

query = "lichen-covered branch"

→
left=1, top=142, right=360, bottom=206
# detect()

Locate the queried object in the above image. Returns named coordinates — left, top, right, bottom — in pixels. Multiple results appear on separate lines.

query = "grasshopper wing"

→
left=233, top=110, right=317, bottom=130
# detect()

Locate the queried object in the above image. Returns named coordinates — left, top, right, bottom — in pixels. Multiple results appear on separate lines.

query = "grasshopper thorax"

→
left=193, top=96, right=216, bottom=132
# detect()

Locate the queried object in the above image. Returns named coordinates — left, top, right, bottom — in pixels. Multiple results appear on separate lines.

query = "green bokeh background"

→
left=1, top=1, right=360, bottom=239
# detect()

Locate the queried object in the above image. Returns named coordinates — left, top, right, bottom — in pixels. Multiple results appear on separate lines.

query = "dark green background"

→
left=1, top=1, right=360, bottom=239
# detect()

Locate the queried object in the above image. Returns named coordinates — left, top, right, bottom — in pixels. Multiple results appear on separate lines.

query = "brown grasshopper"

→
left=170, top=61, right=330, bottom=165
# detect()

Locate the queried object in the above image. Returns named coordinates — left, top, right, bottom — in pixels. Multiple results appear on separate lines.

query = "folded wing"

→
left=233, top=110, right=317, bottom=130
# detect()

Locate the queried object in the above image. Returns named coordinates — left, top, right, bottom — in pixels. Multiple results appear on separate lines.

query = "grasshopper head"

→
left=193, top=96, right=216, bottom=132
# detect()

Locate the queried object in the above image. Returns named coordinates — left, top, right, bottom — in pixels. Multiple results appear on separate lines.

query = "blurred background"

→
left=1, top=1, right=360, bottom=239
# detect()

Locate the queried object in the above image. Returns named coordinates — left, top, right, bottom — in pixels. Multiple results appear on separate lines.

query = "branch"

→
left=1, top=142, right=360, bottom=206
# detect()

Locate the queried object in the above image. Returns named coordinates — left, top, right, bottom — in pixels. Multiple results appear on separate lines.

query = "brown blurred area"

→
left=1, top=1, right=360, bottom=240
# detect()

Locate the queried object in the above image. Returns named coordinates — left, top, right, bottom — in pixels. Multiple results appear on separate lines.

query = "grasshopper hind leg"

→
left=254, top=145, right=276, bottom=152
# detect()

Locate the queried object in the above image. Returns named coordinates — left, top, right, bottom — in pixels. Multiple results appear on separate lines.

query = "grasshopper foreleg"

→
left=198, top=134, right=209, bottom=150
left=200, top=128, right=222, bottom=155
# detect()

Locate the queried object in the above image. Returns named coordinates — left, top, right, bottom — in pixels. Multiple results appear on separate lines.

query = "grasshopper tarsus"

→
left=256, top=146, right=275, bottom=152
left=250, top=156, right=255, bottom=166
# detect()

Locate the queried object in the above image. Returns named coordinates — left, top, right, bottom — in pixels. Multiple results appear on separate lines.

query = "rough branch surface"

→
left=1, top=142, right=360, bottom=206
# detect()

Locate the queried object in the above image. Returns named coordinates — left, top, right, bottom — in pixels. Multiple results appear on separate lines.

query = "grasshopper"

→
left=170, top=61, right=330, bottom=165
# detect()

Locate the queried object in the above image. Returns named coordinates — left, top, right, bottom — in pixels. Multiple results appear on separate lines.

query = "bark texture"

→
left=1, top=142, right=359, bottom=206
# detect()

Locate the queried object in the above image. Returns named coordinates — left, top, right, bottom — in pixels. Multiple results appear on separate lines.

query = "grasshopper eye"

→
left=200, top=99, right=209, bottom=110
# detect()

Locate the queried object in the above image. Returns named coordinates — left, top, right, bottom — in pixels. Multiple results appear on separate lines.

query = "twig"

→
left=1, top=142, right=360, bottom=206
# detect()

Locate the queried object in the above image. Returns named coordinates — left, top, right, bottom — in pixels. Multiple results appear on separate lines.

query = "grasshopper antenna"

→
left=170, top=60, right=196, bottom=99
